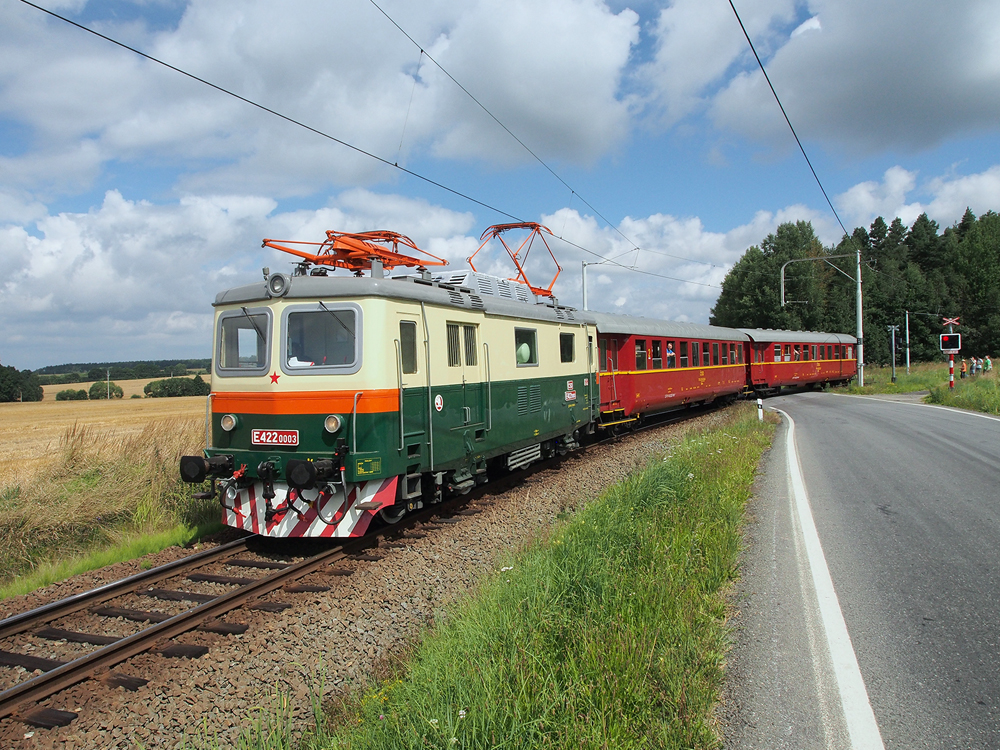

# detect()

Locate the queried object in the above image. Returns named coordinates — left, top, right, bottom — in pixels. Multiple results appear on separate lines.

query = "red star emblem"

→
left=270, top=371, right=280, bottom=384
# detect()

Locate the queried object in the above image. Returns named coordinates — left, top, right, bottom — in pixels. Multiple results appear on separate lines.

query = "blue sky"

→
left=3, top=0, right=1000, bottom=370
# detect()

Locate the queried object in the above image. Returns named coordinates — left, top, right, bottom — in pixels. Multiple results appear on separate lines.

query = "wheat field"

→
left=0, top=396, right=207, bottom=487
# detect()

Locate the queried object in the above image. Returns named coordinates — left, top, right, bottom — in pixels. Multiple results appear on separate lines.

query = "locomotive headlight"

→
left=224, top=484, right=239, bottom=503
left=266, top=272, right=290, bottom=298
left=220, top=414, right=238, bottom=432
left=324, top=414, right=343, bottom=434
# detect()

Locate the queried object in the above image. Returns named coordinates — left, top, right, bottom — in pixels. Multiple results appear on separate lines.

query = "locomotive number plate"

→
left=251, top=429, right=299, bottom=446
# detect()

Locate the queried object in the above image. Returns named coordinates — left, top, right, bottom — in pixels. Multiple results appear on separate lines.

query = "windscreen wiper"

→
left=240, top=306, right=267, bottom=344
left=319, top=301, right=355, bottom=340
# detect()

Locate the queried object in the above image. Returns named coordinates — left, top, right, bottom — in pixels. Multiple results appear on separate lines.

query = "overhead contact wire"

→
left=366, top=0, right=721, bottom=271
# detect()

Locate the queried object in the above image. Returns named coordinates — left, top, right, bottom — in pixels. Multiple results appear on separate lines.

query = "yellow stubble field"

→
left=0, top=395, right=207, bottom=488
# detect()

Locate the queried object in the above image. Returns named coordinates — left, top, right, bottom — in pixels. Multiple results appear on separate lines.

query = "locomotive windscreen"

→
left=286, top=308, right=357, bottom=367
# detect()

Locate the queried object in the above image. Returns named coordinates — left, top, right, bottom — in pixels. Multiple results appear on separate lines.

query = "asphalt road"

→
left=722, top=391, right=1000, bottom=749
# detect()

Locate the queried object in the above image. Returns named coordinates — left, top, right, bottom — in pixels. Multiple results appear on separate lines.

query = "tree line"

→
left=36, top=359, right=210, bottom=385
left=709, top=208, right=1000, bottom=365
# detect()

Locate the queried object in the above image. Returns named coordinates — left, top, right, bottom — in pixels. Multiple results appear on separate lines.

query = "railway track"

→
left=0, top=400, right=721, bottom=735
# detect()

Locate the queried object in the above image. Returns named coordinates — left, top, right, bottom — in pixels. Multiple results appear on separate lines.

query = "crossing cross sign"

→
left=940, top=333, right=961, bottom=352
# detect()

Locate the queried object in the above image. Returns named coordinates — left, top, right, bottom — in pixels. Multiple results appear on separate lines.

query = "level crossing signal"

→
left=940, top=333, right=961, bottom=352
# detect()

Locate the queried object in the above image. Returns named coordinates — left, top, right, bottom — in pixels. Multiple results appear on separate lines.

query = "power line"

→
left=366, top=0, right=722, bottom=271
left=21, top=0, right=720, bottom=289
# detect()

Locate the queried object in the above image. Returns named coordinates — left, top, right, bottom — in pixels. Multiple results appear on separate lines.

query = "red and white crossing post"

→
left=941, top=317, right=961, bottom=390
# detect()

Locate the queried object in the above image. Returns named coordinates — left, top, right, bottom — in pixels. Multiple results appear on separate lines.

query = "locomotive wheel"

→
left=379, top=504, right=407, bottom=524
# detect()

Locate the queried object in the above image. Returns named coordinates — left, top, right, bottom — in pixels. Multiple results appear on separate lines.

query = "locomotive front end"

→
left=180, top=271, right=404, bottom=538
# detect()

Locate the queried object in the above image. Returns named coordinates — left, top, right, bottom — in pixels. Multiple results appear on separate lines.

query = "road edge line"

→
left=775, top=408, right=885, bottom=750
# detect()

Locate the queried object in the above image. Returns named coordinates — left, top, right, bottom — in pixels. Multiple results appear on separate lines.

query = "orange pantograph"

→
left=262, top=230, right=448, bottom=273
left=468, top=222, right=561, bottom=298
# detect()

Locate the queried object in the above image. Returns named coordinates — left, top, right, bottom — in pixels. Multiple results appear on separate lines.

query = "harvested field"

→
left=0, top=396, right=207, bottom=487
left=40, top=376, right=211, bottom=401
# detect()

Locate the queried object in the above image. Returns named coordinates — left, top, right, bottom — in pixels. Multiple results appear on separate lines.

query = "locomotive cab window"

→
left=515, top=328, right=538, bottom=366
left=218, top=308, right=271, bottom=375
left=560, top=332, right=575, bottom=363
left=400, top=321, right=417, bottom=374
left=282, top=303, right=360, bottom=374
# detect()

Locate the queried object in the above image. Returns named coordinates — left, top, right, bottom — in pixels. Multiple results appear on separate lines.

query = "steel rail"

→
left=0, top=538, right=250, bottom=641
left=0, top=538, right=361, bottom=722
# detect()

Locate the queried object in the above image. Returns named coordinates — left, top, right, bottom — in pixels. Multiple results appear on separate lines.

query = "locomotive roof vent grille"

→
left=447, top=290, right=464, bottom=306
left=432, top=271, right=533, bottom=304
left=470, top=295, right=485, bottom=309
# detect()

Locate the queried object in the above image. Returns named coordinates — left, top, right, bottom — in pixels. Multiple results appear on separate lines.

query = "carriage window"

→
left=463, top=325, right=478, bottom=366
left=560, top=332, right=575, bottom=363
left=400, top=321, right=417, bottom=374
left=599, top=338, right=608, bottom=371
left=680, top=341, right=689, bottom=368
left=703, top=342, right=711, bottom=366
left=730, top=343, right=737, bottom=364
left=794, top=345, right=801, bottom=361
left=755, top=346, right=762, bottom=363
left=219, top=310, right=269, bottom=371
left=651, top=340, right=662, bottom=369
left=720, top=344, right=728, bottom=365
left=666, top=341, right=676, bottom=368
left=692, top=341, right=700, bottom=367
left=847, top=345, right=853, bottom=360
left=712, top=342, right=720, bottom=366
left=738, top=345, right=744, bottom=364
left=802, top=344, right=809, bottom=361
left=834, top=346, right=840, bottom=359
left=635, top=339, right=647, bottom=370
left=612, top=339, right=619, bottom=370
left=286, top=308, right=357, bottom=368
left=515, top=328, right=538, bottom=366
left=774, top=344, right=781, bottom=361
left=811, top=344, right=817, bottom=360
left=447, top=323, right=461, bottom=367
left=783, top=345, right=791, bottom=362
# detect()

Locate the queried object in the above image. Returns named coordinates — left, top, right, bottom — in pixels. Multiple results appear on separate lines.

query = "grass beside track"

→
left=839, top=361, right=949, bottom=395
left=224, top=404, right=771, bottom=750
left=0, top=404, right=219, bottom=597
left=927, top=371, right=1000, bottom=413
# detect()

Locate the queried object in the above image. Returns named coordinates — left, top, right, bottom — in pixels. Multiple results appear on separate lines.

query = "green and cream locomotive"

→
left=180, top=226, right=596, bottom=537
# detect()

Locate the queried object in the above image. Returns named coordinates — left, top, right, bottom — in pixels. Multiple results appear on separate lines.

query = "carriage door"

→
left=460, top=323, right=484, bottom=430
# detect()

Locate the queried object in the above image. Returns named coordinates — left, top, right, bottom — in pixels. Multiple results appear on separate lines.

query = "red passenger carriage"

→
left=739, top=328, right=857, bottom=394
left=589, top=313, right=750, bottom=427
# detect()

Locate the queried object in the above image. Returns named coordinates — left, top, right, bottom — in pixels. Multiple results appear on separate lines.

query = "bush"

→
left=89, top=381, right=124, bottom=400
left=55, top=389, right=89, bottom=401
left=143, top=375, right=211, bottom=398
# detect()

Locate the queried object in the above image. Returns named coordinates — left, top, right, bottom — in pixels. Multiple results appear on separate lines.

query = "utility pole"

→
left=856, top=242, right=864, bottom=387
left=106, top=368, right=110, bottom=400
left=581, top=261, right=590, bottom=311
left=886, top=325, right=899, bottom=383
left=905, top=311, right=910, bottom=375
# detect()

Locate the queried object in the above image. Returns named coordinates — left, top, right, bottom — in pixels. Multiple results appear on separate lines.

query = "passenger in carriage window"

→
left=665, top=341, right=675, bottom=368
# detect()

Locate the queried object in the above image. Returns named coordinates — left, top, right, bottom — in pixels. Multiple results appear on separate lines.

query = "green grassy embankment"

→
left=927, top=371, right=1000, bottom=414
left=0, top=418, right=221, bottom=598
left=218, top=404, right=774, bottom=750
left=839, top=361, right=948, bottom=395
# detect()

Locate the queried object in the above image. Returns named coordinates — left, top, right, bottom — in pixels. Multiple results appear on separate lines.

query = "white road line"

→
left=775, top=408, right=886, bottom=750
left=839, top=393, right=1000, bottom=423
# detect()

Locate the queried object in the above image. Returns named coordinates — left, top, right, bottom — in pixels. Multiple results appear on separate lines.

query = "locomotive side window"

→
left=400, top=321, right=417, bottom=374
left=679, top=341, right=688, bottom=368
left=599, top=338, right=608, bottom=371
left=635, top=339, right=647, bottom=370
left=287, top=308, right=356, bottom=367
left=463, top=325, right=478, bottom=366
left=219, top=310, right=270, bottom=372
left=560, top=332, right=575, bottom=363
left=447, top=323, right=461, bottom=367
left=712, top=342, right=720, bottom=366
left=651, top=340, right=662, bottom=369
left=692, top=341, right=700, bottom=367
left=515, top=328, right=538, bottom=366
left=666, top=340, right=676, bottom=368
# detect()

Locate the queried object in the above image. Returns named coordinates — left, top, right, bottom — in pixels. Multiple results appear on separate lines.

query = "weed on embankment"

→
left=840, top=361, right=948, bottom=395
left=0, top=417, right=219, bottom=597
left=307, top=405, right=773, bottom=750
left=927, top=371, right=1000, bottom=414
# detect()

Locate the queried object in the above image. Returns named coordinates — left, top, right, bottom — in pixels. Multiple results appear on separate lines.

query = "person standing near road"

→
left=961, top=359, right=968, bottom=379
left=987, top=356, right=993, bottom=372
